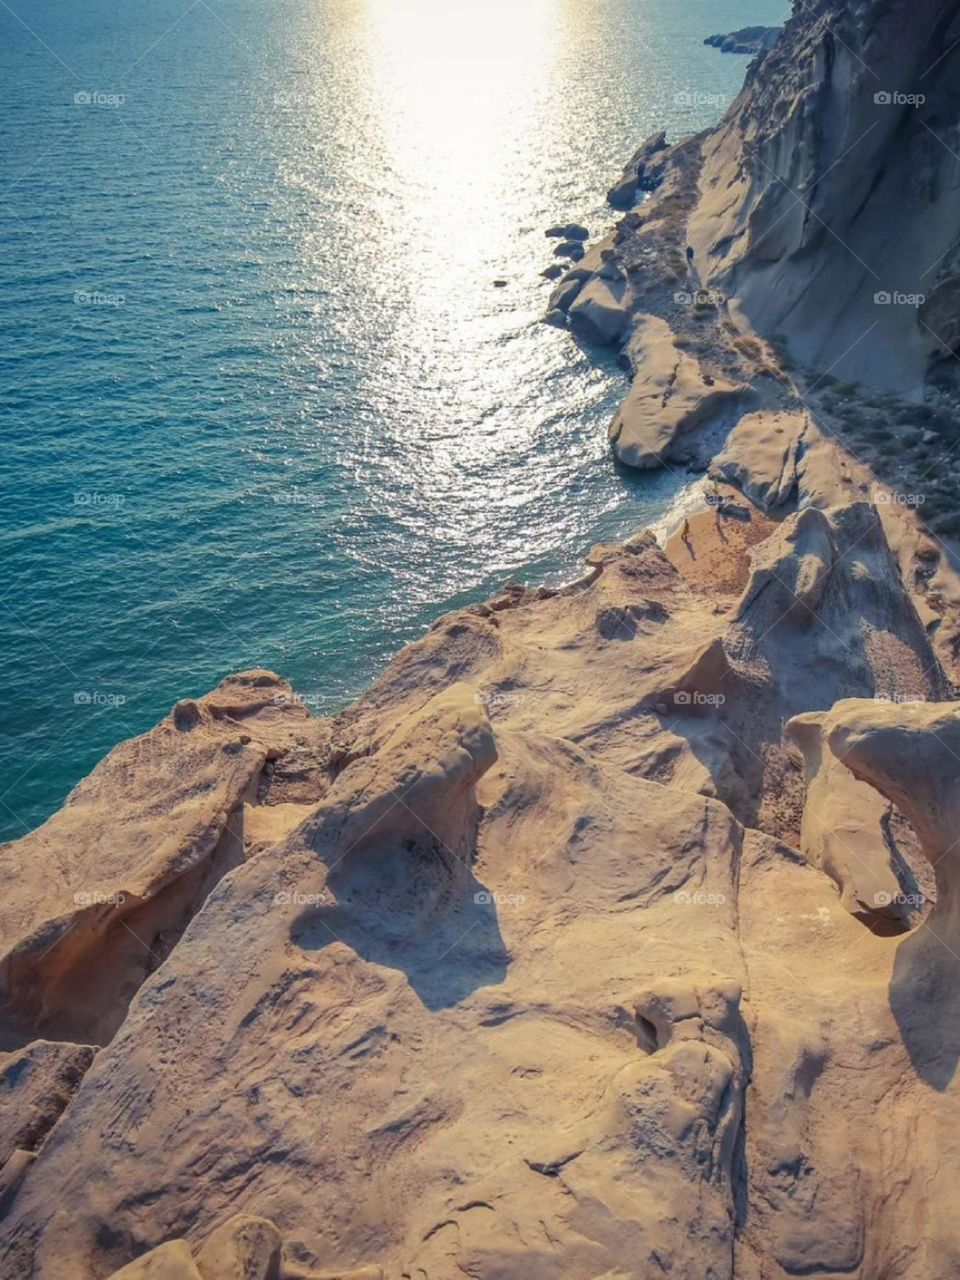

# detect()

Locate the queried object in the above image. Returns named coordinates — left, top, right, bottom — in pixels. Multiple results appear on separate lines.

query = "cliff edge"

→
left=4, top=1, right=960, bottom=1277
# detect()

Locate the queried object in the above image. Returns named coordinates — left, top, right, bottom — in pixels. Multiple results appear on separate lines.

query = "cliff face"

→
left=3, top=498, right=960, bottom=1280
left=4, top=3, right=960, bottom=1279
left=691, top=0, right=960, bottom=390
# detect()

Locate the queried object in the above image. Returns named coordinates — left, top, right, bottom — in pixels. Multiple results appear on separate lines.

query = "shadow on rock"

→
left=890, top=927, right=960, bottom=1091
left=291, top=840, right=510, bottom=1011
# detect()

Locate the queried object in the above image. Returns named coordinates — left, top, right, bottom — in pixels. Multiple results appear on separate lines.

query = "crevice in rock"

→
left=635, top=1015, right=661, bottom=1054
left=524, top=1150, right=582, bottom=1178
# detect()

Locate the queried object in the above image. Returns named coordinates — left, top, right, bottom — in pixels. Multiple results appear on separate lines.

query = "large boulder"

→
left=567, top=276, right=631, bottom=344
left=545, top=222, right=589, bottom=241
left=608, top=315, right=748, bottom=468
left=786, top=712, right=923, bottom=930
left=194, top=1214, right=280, bottom=1280
left=108, top=1242, right=202, bottom=1280
left=711, top=410, right=805, bottom=510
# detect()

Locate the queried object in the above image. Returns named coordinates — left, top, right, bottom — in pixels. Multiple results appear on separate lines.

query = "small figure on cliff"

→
left=681, top=517, right=691, bottom=543
left=685, top=245, right=695, bottom=264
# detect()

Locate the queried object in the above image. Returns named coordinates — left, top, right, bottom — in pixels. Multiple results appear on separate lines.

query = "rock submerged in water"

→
left=545, top=222, right=589, bottom=241
left=553, top=239, right=585, bottom=260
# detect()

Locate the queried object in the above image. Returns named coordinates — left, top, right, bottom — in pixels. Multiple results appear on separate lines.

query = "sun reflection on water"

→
left=0, top=0, right=788, bottom=835
left=343, top=1, right=566, bottom=522
left=366, top=0, right=554, bottom=204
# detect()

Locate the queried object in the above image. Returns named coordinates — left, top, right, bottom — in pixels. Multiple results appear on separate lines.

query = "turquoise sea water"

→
left=0, top=0, right=784, bottom=840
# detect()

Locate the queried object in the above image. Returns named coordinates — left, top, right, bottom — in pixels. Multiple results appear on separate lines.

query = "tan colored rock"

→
left=0, top=1149, right=35, bottom=1211
left=786, top=712, right=921, bottom=930
left=608, top=316, right=749, bottom=469
left=0, top=669, right=751, bottom=1279
left=0, top=671, right=315, bottom=1046
left=282, top=1269, right=382, bottom=1280
left=195, top=1214, right=280, bottom=1280
left=108, top=1241, right=201, bottom=1280
left=0, top=1040, right=96, bottom=1167
left=711, top=409, right=805, bottom=509
left=2, top=469, right=960, bottom=1280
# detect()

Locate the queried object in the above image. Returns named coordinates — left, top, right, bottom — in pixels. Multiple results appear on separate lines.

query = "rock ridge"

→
left=6, top=0, right=960, bottom=1275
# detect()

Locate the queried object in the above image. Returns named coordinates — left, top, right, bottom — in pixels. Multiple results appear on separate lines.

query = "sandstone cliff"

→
left=5, top=1, right=960, bottom=1277
left=2, top=482, right=959, bottom=1278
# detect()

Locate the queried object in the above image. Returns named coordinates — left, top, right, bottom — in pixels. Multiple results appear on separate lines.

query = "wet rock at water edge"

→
left=545, top=222, right=589, bottom=241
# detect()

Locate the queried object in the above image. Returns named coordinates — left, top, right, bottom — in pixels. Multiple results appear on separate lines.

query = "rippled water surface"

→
left=0, top=0, right=784, bottom=837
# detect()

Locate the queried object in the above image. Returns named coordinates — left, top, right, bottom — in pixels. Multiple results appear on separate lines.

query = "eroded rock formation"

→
left=5, top=0, right=960, bottom=1276
left=2, top=459, right=960, bottom=1277
left=691, top=0, right=960, bottom=389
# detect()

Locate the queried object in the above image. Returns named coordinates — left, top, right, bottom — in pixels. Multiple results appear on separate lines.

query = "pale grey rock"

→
left=688, top=0, right=960, bottom=390
left=567, top=276, right=631, bottom=344
left=711, top=410, right=804, bottom=510
left=608, top=315, right=748, bottom=468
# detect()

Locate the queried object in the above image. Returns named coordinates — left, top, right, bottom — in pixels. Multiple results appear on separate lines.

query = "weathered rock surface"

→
left=608, top=315, right=749, bottom=468
left=711, top=409, right=805, bottom=510
left=688, top=0, right=960, bottom=390
left=786, top=711, right=927, bottom=931
left=3, top=468, right=959, bottom=1278
left=97, top=1214, right=376, bottom=1280
left=0, top=1040, right=96, bottom=1167
left=567, top=274, right=631, bottom=343
left=7, top=2, right=960, bottom=1275
left=194, top=1214, right=281, bottom=1280
left=0, top=671, right=318, bottom=1049
left=108, top=1242, right=201, bottom=1280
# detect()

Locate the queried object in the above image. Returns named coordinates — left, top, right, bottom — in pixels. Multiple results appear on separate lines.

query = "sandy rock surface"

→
left=608, top=316, right=748, bottom=469
left=0, top=671, right=320, bottom=1050
left=710, top=410, right=805, bottom=510
left=2, top=480, right=959, bottom=1278
left=7, top=0, right=960, bottom=1275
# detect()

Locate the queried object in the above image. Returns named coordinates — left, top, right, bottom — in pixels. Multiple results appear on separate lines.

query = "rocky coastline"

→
left=4, top=1, right=960, bottom=1277
left=704, top=26, right=781, bottom=56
